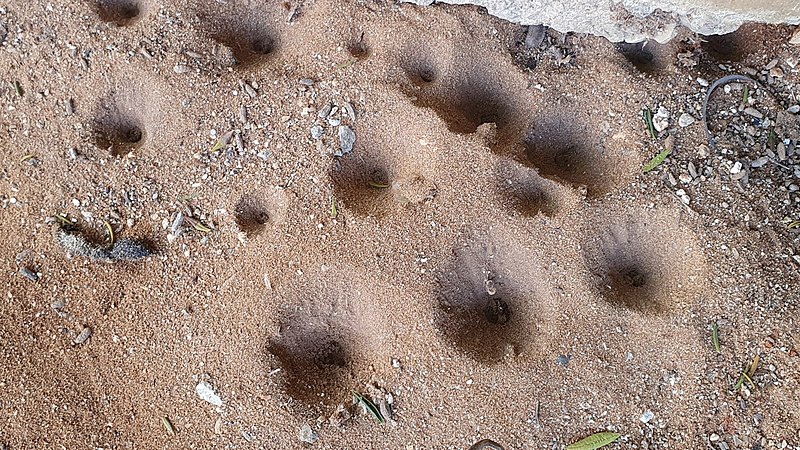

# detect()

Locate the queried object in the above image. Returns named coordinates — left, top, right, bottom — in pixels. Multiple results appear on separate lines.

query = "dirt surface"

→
left=1, top=1, right=800, bottom=449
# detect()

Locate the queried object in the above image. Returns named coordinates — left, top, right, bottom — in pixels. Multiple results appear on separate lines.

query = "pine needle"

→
left=104, top=220, right=115, bottom=245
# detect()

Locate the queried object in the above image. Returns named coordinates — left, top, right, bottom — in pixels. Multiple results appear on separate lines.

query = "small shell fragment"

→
left=73, top=327, right=92, bottom=345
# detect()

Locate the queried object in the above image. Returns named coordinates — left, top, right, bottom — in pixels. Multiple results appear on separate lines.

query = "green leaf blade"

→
left=567, top=432, right=621, bottom=450
left=643, top=149, right=671, bottom=173
left=352, top=391, right=385, bottom=424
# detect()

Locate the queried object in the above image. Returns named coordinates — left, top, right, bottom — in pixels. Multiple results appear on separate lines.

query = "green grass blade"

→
left=642, top=108, right=657, bottom=139
left=352, top=391, right=385, bottom=424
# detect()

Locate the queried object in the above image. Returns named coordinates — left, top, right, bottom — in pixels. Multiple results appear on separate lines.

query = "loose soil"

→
left=1, top=1, right=799, bottom=449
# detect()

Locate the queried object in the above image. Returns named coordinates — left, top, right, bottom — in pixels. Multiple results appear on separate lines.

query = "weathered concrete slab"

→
left=403, top=0, right=800, bottom=43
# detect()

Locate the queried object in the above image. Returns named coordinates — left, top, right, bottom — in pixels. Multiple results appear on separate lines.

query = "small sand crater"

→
left=701, top=31, right=748, bottom=63
left=436, top=290, right=524, bottom=364
left=347, top=33, right=371, bottom=60
left=330, top=154, right=395, bottom=217
left=267, top=318, right=354, bottom=406
left=93, top=103, right=145, bottom=157
left=615, top=40, right=670, bottom=73
left=95, top=0, right=141, bottom=26
left=496, top=160, right=559, bottom=217
left=213, top=30, right=275, bottom=66
left=408, top=67, right=513, bottom=135
left=234, top=195, right=271, bottom=237
left=434, top=240, right=540, bottom=364
left=197, top=7, right=280, bottom=68
left=584, top=207, right=708, bottom=314
left=523, top=115, right=614, bottom=197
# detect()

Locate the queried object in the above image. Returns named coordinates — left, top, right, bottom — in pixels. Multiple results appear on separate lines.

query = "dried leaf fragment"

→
left=566, top=432, right=621, bottom=450
left=162, top=416, right=176, bottom=435
left=643, top=148, right=671, bottom=173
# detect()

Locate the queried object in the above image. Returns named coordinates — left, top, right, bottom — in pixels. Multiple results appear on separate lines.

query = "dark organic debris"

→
left=56, top=227, right=151, bottom=262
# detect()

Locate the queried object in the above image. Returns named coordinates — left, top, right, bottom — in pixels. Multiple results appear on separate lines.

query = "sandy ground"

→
left=1, top=1, right=800, bottom=449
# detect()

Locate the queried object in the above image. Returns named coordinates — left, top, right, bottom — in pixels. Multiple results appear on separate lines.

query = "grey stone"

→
left=402, top=0, right=800, bottom=43
left=311, top=125, right=324, bottom=139
left=336, top=126, right=356, bottom=157
left=299, top=424, right=318, bottom=444
left=524, top=24, right=546, bottom=49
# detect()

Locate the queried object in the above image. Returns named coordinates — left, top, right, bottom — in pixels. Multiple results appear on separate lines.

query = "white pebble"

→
left=73, top=327, right=92, bottom=345
left=787, top=105, right=800, bottom=114
left=678, top=113, right=695, bottom=127
left=640, top=411, right=655, bottom=423
left=196, top=381, right=223, bottom=406
left=743, top=108, right=763, bottom=119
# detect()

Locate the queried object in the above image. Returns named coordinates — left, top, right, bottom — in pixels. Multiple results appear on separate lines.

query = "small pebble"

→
left=675, top=189, right=691, bottom=205
left=697, top=77, right=709, bottom=87
left=791, top=28, right=800, bottom=45
left=327, top=116, right=341, bottom=127
left=787, top=105, right=800, bottom=114
left=777, top=142, right=787, bottom=160
left=318, top=103, right=332, bottom=119
left=556, top=355, right=570, bottom=366
left=743, top=108, right=763, bottom=119
left=196, top=381, right=223, bottom=406
left=73, top=327, right=92, bottom=345
left=243, top=82, right=257, bottom=99
left=173, top=64, right=190, bottom=74
left=299, top=78, right=315, bottom=86
left=310, top=125, right=324, bottom=139
left=678, top=113, right=695, bottom=127
left=336, top=126, right=356, bottom=157
left=679, top=173, right=692, bottom=183
left=343, top=102, right=356, bottom=121
left=19, top=267, right=39, bottom=282
left=640, top=411, right=655, bottom=423
left=750, top=156, right=769, bottom=168
left=299, top=424, right=318, bottom=444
